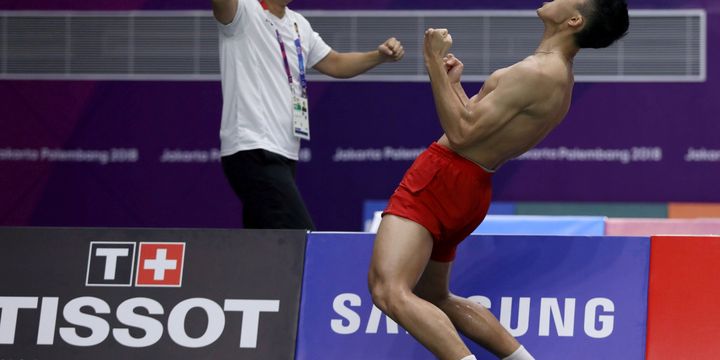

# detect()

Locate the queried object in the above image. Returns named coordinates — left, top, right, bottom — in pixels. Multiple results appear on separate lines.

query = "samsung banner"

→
left=296, top=233, right=650, bottom=359
left=0, top=228, right=306, bottom=360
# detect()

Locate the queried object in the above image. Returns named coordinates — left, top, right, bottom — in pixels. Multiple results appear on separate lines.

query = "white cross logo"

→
left=143, top=249, right=177, bottom=281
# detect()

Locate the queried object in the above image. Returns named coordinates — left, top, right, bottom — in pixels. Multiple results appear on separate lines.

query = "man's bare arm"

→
left=443, top=54, right=470, bottom=105
left=457, top=69, right=542, bottom=146
left=314, top=51, right=384, bottom=79
left=424, top=29, right=479, bottom=148
left=451, top=83, right=469, bottom=106
left=212, top=0, right=238, bottom=25
left=314, top=38, right=404, bottom=79
left=424, top=29, right=541, bottom=149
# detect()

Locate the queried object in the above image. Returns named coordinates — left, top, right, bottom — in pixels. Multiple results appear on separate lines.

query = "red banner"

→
left=646, top=236, right=720, bottom=359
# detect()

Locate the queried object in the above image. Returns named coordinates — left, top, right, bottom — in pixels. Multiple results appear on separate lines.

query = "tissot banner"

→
left=0, top=227, right=306, bottom=360
left=296, top=233, right=649, bottom=359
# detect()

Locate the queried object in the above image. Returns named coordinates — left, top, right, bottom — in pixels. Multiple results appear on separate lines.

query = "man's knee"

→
left=368, top=272, right=390, bottom=310
left=369, top=276, right=411, bottom=317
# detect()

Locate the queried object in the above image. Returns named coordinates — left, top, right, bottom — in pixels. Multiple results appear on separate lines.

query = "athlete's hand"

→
left=444, top=53, right=464, bottom=84
left=378, top=37, right=405, bottom=62
left=424, top=28, right=453, bottom=59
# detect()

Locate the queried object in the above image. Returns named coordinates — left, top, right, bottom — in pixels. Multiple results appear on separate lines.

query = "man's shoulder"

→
left=500, top=61, right=548, bottom=88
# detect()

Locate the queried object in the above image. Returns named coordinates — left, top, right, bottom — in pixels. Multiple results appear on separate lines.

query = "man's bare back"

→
left=437, top=53, right=574, bottom=170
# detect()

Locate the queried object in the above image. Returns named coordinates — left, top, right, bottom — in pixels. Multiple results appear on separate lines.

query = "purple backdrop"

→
left=1, top=0, right=718, bottom=230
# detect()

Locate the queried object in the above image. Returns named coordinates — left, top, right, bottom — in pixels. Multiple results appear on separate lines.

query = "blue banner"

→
left=473, top=215, right=606, bottom=236
left=364, top=202, right=520, bottom=231
left=296, top=233, right=649, bottom=359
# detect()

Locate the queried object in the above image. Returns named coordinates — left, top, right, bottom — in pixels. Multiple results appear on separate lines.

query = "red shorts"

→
left=383, top=142, right=493, bottom=262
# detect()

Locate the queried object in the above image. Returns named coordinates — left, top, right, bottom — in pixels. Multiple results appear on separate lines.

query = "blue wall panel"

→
left=297, top=233, right=649, bottom=359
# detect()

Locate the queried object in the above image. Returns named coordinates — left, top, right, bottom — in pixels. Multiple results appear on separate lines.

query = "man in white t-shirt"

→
left=212, top=0, right=404, bottom=230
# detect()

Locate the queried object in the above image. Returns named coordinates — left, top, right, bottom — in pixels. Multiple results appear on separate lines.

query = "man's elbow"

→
left=213, top=13, right=233, bottom=25
left=314, top=53, right=350, bottom=79
left=446, top=125, right=474, bottom=149
left=446, top=132, right=473, bottom=150
left=318, top=63, right=354, bottom=79
left=329, top=70, right=353, bottom=79
left=446, top=113, right=477, bottom=149
left=212, top=0, right=233, bottom=7
left=212, top=0, right=236, bottom=25
left=314, top=65, right=344, bottom=79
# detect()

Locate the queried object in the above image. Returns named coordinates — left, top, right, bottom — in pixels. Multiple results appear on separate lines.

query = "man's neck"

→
left=264, top=0, right=287, bottom=18
left=536, top=27, right=579, bottom=63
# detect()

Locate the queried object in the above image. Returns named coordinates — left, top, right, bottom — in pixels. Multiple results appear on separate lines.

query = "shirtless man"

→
left=368, top=0, right=629, bottom=359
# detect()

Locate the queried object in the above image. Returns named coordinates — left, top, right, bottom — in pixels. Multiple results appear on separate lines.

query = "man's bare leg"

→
left=368, top=215, right=472, bottom=360
left=414, top=260, right=521, bottom=358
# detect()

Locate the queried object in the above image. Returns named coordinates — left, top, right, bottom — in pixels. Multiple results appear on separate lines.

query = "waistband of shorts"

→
left=427, top=142, right=495, bottom=176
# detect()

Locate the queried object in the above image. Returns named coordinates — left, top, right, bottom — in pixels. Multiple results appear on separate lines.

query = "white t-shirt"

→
left=218, top=0, right=332, bottom=160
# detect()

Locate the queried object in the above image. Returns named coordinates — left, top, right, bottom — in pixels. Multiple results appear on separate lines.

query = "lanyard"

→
left=260, top=0, right=307, bottom=98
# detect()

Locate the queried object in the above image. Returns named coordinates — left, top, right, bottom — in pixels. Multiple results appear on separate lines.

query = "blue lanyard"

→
left=261, top=0, right=307, bottom=98
left=293, top=23, right=308, bottom=98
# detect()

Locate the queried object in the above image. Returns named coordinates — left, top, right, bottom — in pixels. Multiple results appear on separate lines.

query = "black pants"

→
left=221, top=149, right=315, bottom=230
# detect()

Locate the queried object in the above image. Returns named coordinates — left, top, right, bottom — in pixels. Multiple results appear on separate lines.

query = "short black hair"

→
left=574, top=0, right=629, bottom=49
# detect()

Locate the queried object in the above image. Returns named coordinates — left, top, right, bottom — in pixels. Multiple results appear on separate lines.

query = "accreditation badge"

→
left=292, top=95, right=310, bottom=140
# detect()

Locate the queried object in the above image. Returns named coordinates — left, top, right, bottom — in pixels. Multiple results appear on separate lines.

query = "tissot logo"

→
left=86, top=242, right=136, bottom=287
left=136, top=242, right=185, bottom=287
left=86, top=241, right=185, bottom=288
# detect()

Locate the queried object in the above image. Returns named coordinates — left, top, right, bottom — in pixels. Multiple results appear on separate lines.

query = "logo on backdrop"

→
left=86, top=242, right=185, bottom=287
left=86, top=242, right=136, bottom=286
left=330, top=292, right=616, bottom=339
left=136, top=243, right=185, bottom=287
left=0, top=237, right=287, bottom=351
left=0, top=228, right=311, bottom=360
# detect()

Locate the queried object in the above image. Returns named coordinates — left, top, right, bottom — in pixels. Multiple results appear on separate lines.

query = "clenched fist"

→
left=424, top=28, right=453, bottom=59
left=444, top=53, right=464, bottom=84
left=378, top=37, right=405, bottom=62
